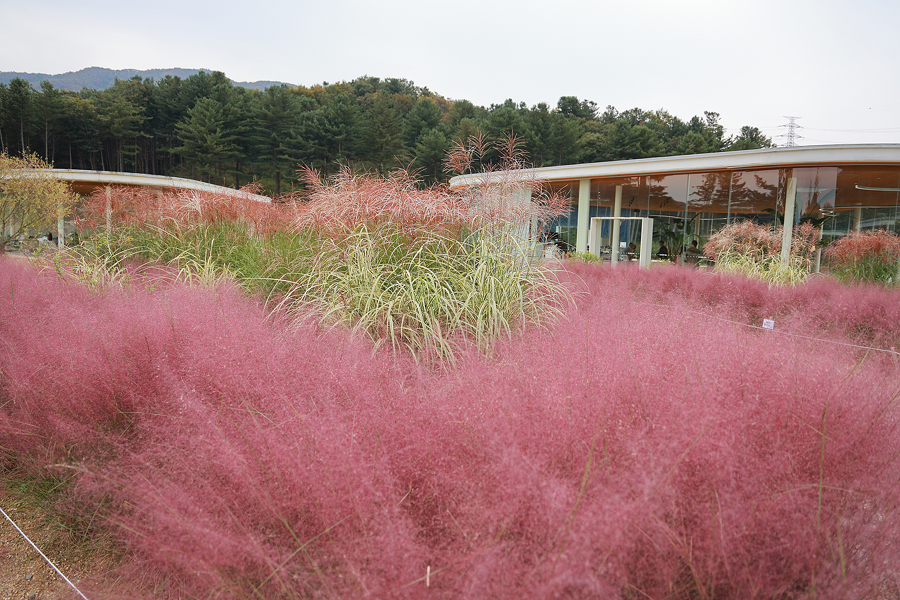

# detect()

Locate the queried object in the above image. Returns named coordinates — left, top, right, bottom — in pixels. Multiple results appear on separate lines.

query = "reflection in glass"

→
left=689, top=172, right=731, bottom=241
left=729, top=169, right=781, bottom=226
left=550, top=162, right=900, bottom=260
left=647, top=174, right=688, bottom=257
left=830, top=166, right=900, bottom=240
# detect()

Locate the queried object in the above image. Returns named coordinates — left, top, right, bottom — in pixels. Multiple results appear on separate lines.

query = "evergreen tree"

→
left=2, top=78, right=35, bottom=155
left=147, top=75, right=190, bottom=175
left=90, top=83, right=146, bottom=171
left=727, top=126, right=774, bottom=151
left=251, top=85, right=308, bottom=196
left=413, top=128, right=449, bottom=184
left=556, top=96, right=598, bottom=120
left=33, top=81, right=64, bottom=163
left=525, top=102, right=554, bottom=166
left=549, top=111, right=584, bottom=165
left=483, top=100, right=530, bottom=165
left=360, top=91, right=406, bottom=173
left=173, top=97, right=239, bottom=184
left=320, top=90, right=361, bottom=173
left=59, top=93, right=101, bottom=169
left=445, top=99, right=487, bottom=143
left=402, top=97, right=443, bottom=151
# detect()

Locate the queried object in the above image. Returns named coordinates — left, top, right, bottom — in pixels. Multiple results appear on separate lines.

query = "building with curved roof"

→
left=450, top=144, right=900, bottom=265
left=3, top=169, right=270, bottom=249
left=43, top=169, right=272, bottom=203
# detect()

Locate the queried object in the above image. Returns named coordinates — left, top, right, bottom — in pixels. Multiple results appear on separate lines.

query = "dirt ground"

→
left=0, top=488, right=101, bottom=600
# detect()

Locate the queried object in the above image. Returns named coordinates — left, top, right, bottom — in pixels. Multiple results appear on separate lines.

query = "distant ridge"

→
left=0, top=67, right=293, bottom=91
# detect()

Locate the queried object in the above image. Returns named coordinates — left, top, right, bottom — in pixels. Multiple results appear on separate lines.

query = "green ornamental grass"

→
left=272, top=224, right=566, bottom=361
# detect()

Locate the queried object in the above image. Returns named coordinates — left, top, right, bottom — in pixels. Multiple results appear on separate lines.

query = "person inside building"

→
left=656, top=240, right=669, bottom=260
left=685, top=239, right=702, bottom=265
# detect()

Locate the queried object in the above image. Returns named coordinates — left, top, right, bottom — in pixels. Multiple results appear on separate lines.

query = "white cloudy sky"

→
left=4, top=0, right=899, bottom=146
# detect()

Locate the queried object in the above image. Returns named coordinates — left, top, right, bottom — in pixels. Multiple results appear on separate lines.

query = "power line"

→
left=802, top=126, right=900, bottom=133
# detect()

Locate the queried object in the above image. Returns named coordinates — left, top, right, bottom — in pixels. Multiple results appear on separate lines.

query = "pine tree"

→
left=173, top=97, right=239, bottom=184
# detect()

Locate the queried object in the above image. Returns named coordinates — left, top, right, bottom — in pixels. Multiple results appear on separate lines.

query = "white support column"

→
left=781, top=177, right=797, bottom=265
left=576, top=178, right=591, bottom=254
left=610, top=185, right=623, bottom=265
left=639, top=217, right=654, bottom=267
left=853, top=203, right=863, bottom=233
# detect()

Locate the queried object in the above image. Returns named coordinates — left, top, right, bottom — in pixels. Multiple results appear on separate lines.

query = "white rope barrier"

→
left=637, top=299, right=900, bottom=358
left=0, top=504, right=90, bottom=600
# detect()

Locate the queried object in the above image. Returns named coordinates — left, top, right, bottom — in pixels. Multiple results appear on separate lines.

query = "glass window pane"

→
left=729, top=169, right=781, bottom=226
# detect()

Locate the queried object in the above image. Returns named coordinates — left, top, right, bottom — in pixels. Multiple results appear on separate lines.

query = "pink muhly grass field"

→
left=1, top=256, right=899, bottom=599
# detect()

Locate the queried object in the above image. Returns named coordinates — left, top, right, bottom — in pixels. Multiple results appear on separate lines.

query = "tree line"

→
left=0, top=71, right=773, bottom=196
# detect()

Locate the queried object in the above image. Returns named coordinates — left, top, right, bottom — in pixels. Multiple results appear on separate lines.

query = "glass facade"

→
left=548, top=162, right=900, bottom=261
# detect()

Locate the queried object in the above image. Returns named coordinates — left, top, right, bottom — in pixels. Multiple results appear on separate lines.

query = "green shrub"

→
left=566, top=251, right=603, bottom=264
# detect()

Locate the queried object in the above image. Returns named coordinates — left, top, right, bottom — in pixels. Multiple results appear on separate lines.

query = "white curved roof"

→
left=449, top=144, right=900, bottom=188
left=40, top=169, right=272, bottom=203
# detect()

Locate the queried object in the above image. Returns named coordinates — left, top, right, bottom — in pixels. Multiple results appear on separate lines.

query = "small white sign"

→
left=762, top=319, right=775, bottom=330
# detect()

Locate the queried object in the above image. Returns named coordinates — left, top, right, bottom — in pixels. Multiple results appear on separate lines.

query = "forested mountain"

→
left=0, top=67, right=289, bottom=92
left=0, top=69, right=773, bottom=196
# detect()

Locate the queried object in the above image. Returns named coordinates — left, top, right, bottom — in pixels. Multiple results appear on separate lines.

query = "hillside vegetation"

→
left=0, top=70, right=772, bottom=195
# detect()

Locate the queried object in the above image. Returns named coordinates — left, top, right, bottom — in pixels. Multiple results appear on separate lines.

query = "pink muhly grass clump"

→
left=0, top=257, right=147, bottom=464
left=2, top=256, right=899, bottom=598
left=563, top=260, right=900, bottom=351
left=1, top=256, right=428, bottom=597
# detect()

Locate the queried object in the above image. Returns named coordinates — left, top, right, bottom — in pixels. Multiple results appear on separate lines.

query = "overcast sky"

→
left=4, top=0, right=899, bottom=146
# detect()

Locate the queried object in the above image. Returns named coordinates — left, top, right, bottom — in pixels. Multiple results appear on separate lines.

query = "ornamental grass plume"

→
left=76, top=183, right=285, bottom=235
left=824, top=228, right=900, bottom=285
left=2, top=256, right=899, bottom=599
left=273, top=224, right=567, bottom=362
left=703, top=219, right=781, bottom=261
left=703, top=219, right=820, bottom=285
left=444, top=133, right=570, bottom=234
left=292, top=165, right=473, bottom=238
